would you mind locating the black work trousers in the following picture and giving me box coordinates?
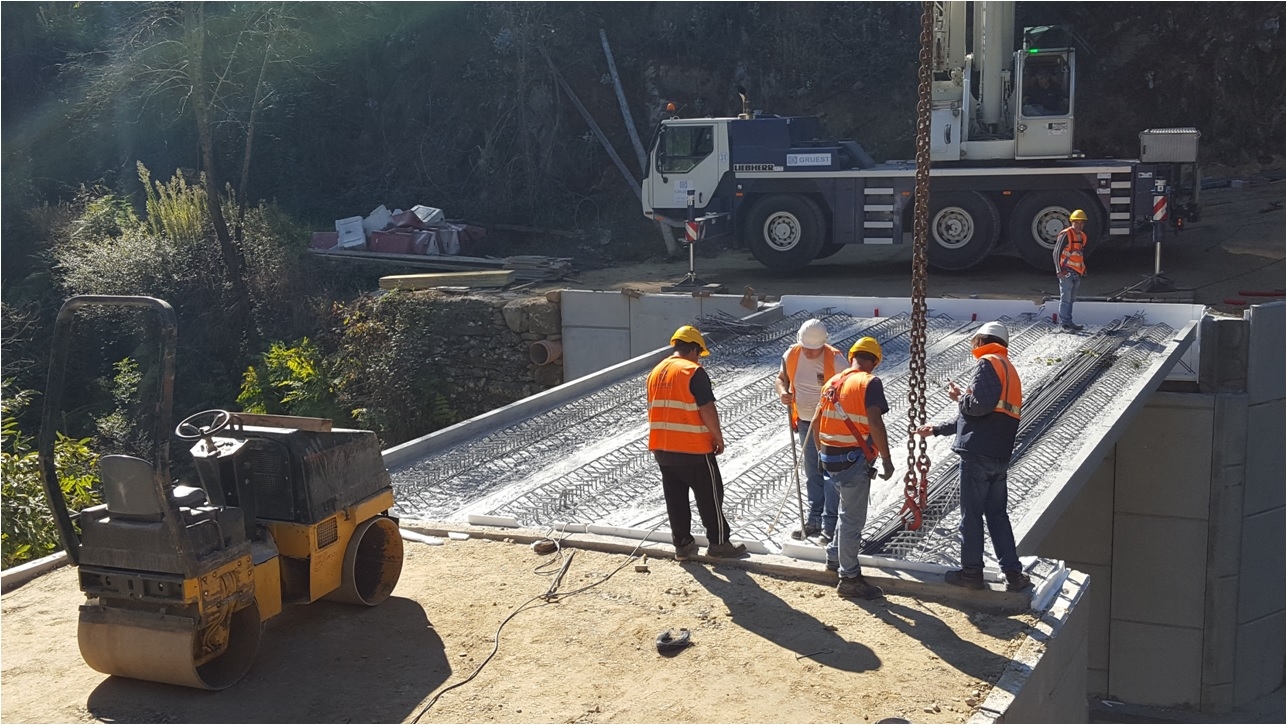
[657,453,731,547]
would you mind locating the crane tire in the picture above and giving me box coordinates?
[745,194,827,272]
[1009,190,1104,271]
[925,191,1000,271]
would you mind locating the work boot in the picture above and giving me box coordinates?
[1061,322,1085,332]
[674,541,698,562]
[1004,570,1033,592]
[944,568,986,590]
[826,558,839,572]
[790,524,822,540]
[837,574,883,600]
[706,541,749,558]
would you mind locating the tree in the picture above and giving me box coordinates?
[65,2,328,354]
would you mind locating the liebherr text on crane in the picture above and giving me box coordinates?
[641,1,1201,273]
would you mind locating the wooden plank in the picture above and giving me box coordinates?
[309,248,506,268]
[380,270,516,290]
[231,413,332,432]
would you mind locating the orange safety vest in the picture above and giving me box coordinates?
[784,343,841,423]
[647,356,714,454]
[974,344,1023,419]
[1058,226,1088,275]
[815,368,877,459]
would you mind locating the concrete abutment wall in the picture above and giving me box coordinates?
[1036,302,1285,712]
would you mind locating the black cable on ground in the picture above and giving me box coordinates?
[410,521,666,723]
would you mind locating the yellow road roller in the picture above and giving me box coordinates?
[38,295,404,689]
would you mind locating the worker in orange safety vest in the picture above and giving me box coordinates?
[812,336,894,601]
[916,321,1033,593]
[647,325,748,561]
[774,319,847,543]
[1053,209,1089,331]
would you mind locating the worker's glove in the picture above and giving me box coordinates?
[880,457,894,481]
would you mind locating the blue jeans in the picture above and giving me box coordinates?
[958,452,1021,572]
[1058,271,1081,325]
[824,455,873,579]
[797,427,837,536]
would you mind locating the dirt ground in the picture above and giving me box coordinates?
[1,538,1039,724]
[555,184,1285,315]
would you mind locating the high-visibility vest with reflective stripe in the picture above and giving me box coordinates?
[976,344,1023,420]
[816,369,874,450]
[784,343,841,423]
[1058,226,1087,274]
[647,356,713,454]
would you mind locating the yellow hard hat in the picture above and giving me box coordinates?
[848,336,883,366]
[1069,209,1088,221]
[670,325,710,357]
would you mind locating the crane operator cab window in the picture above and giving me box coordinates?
[1021,60,1070,118]
[657,124,715,174]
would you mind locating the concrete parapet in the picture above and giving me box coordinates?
[974,570,1091,723]
[1198,315,1248,394]
[1244,302,1284,405]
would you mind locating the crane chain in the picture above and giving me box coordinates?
[899,0,936,531]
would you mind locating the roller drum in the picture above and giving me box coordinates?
[324,516,404,606]
[78,602,261,690]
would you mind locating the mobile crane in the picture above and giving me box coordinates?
[641,1,1201,272]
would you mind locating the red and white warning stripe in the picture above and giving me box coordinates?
[686,220,702,242]
[1152,195,1167,221]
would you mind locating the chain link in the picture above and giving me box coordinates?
[900,0,936,531]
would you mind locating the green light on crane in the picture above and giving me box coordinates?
[1028,48,1041,54]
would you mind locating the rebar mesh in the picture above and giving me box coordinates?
[390,310,1181,565]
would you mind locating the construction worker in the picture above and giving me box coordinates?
[915,321,1033,592]
[813,336,894,600]
[647,325,748,561]
[775,319,847,542]
[1053,209,1088,332]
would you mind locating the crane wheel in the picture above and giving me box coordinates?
[326,515,404,606]
[1009,191,1104,270]
[745,194,826,272]
[925,191,1000,271]
[78,601,262,690]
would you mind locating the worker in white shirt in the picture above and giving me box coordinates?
[775,319,848,542]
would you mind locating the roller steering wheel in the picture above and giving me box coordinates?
[175,409,233,441]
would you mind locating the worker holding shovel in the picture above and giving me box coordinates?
[775,319,848,543]
[646,326,748,561]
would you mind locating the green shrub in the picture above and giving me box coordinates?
[1,385,101,569]
[329,294,458,444]
[237,338,348,422]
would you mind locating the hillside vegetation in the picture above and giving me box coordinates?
[1,2,1282,565]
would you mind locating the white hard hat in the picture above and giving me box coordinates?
[798,319,828,349]
[976,321,1009,344]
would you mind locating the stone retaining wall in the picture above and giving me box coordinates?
[436,292,563,418]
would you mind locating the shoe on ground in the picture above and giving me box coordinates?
[1004,570,1033,592]
[837,575,883,600]
[790,524,822,541]
[944,568,987,590]
[1061,322,1085,332]
[706,541,749,558]
[674,541,698,561]
[826,559,839,572]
